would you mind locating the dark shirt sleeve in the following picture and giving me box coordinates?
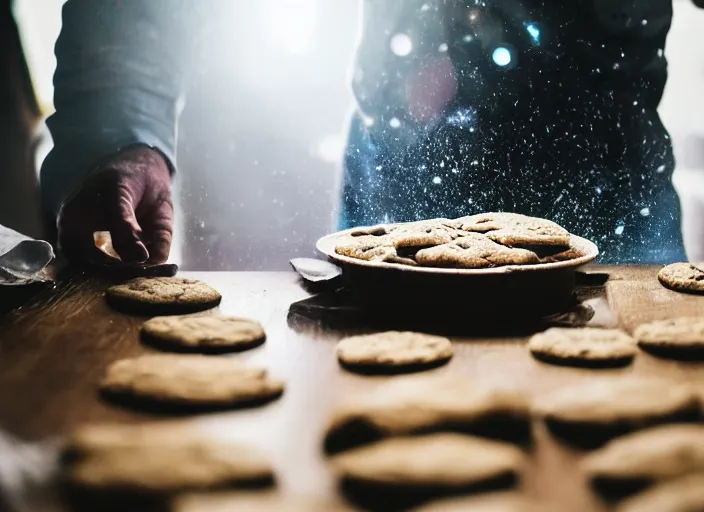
[40,0,202,216]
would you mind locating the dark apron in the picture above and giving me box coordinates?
[339,0,685,264]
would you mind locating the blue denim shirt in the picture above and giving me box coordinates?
[40,0,202,216]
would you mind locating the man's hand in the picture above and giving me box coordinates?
[57,145,174,265]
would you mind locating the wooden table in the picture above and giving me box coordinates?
[0,266,702,511]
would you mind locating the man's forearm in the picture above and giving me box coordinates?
[40,0,198,216]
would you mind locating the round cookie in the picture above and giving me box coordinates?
[387,219,465,248]
[657,262,704,294]
[336,331,453,374]
[410,493,539,512]
[534,379,700,447]
[634,317,704,358]
[106,277,221,315]
[324,376,530,453]
[415,232,539,269]
[582,424,704,490]
[457,212,571,247]
[616,473,704,512]
[528,327,637,367]
[100,354,284,410]
[66,421,195,454]
[335,235,397,262]
[331,433,525,490]
[141,314,265,353]
[64,422,273,493]
[173,492,350,512]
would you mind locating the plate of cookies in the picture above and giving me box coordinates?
[316,213,598,314]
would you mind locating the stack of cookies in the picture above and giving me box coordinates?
[60,277,286,507]
[335,213,583,269]
[322,376,535,510]
[533,378,703,511]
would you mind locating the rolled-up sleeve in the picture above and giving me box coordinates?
[40,0,200,216]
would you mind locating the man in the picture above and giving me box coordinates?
[42,0,700,266]
[41,0,200,265]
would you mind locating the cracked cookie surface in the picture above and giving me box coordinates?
[106,277,221,314]
[458,212,571,247]
[528,327,637,367]
[634,317,704,355]
[330,433,525,489]
[658,262,704,294]
[415,232,539,268]
[100,354,284,408]
[141,314,265,352]
[336,331,453,373]
[64,422,273,492]
[333,214,579,268]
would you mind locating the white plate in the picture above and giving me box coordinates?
[316,229,599,275]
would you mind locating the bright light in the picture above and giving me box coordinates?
[389,117,401,128]
[361,114,375,127]
[390,33,413,57]
[267,0,317,56]
[447,107,476,127]
[526,23,540,42]
[315,134,344,164]
[492,47,512,67]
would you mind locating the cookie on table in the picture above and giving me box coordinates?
[324,376,530,453]
[106,277,221,315]
[64,422,273,493]
[657,262,704,294]
[534,379,700,447]
[66,421,194,454]
[141,314,265,353]
[172,492,350,512]
[615,472,704,512]
[336,219,466,265]
[409,493,540,512]
[528,327,637,368]
[415,232,539,269]
[100,354,284,410]
[582,424,704,494]
[331,433,525,491]
[457,212,571,247]
[634,317,704,359]
[336,331,453,374]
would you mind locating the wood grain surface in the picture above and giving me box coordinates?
[0,265,701,511]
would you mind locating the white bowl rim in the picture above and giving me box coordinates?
[316,228,599,276]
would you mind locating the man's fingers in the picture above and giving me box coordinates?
[142,192,174,264]
[58,233,114,266]
[108,187,149,264]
